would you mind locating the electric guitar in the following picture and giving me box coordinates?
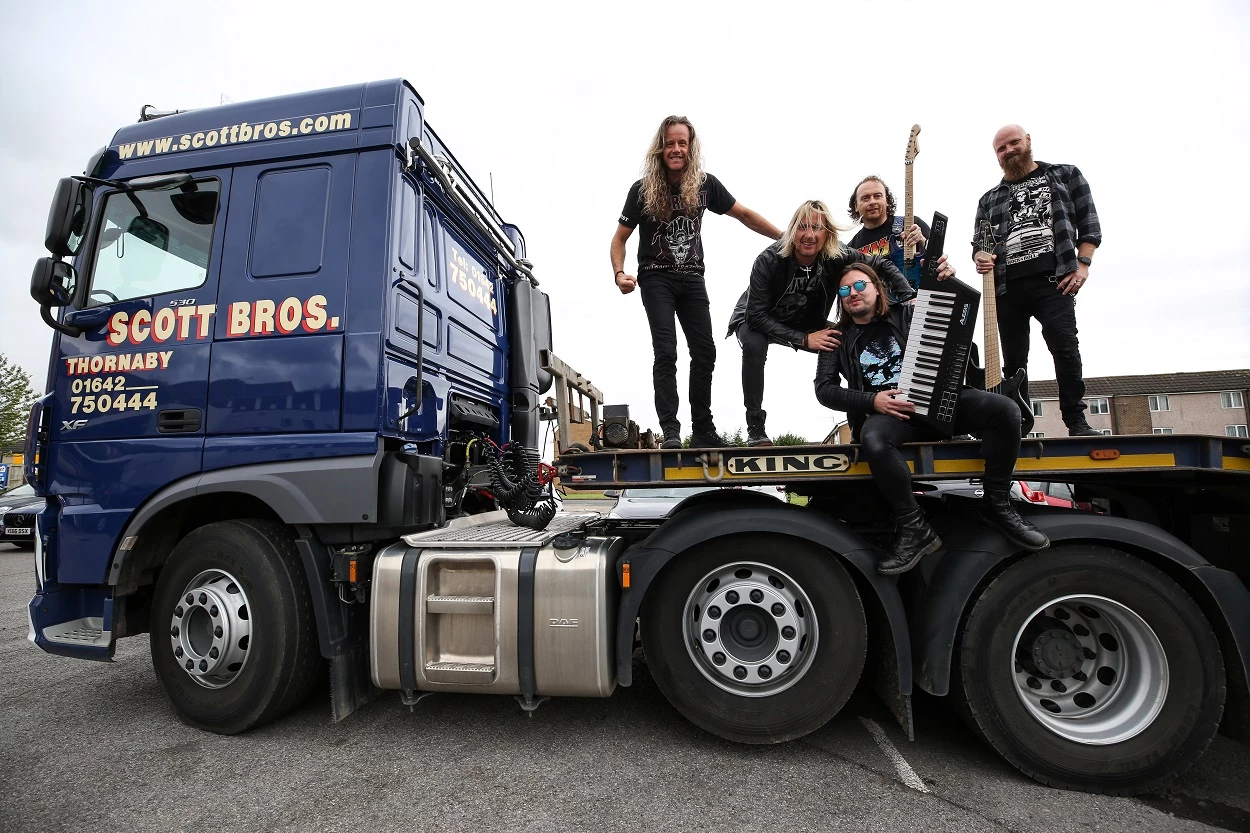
[899,124,924,289]
[965,219,1035,436]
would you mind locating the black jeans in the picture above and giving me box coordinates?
[640,273,717,435]
[736,323,791,429]
[860,388,1022,514]
[998,275,1086,426]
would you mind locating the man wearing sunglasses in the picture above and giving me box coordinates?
[815,263,1050,575]
[725,200,917,447]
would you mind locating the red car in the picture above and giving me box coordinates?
[1017,480,1094,512]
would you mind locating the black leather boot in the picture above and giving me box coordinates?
[878,508,942,575]
[746,411,772,447]
[980,488,1050,551]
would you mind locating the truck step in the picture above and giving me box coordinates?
[424,661,495,684]
[426,595,495,614]
[42,617,110,648]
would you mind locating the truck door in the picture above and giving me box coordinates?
[48,170,231,583]
[207,157,353,446]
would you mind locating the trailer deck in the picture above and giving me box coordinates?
[556,433,1250,490]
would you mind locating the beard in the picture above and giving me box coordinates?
[1001,145,1035,180]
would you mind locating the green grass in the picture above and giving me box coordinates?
[560,490,608,499]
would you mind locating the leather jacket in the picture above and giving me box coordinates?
[814,303,913,441]
[726,242,915,346]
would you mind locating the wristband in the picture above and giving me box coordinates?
[615,270,626,278]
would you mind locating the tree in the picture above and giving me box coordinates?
[772,433,808,446]
[0,354,38,449]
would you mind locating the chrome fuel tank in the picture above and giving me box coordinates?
[370,511,620,698]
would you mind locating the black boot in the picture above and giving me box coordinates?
[690,428,727,448]
[980,488,1050,551]
[878,508,942,575]
[1067,419,1103,437]
[746,410,772,447]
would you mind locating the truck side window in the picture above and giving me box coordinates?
[252,167,330,278]
[86,180,219,306]
[399,179,417,271]
[422,204,438,289]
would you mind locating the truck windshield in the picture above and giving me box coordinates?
[85,180,219,306]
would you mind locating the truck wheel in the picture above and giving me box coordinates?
[641,535,866,744]
[149,519,322,734]
[956,545,1225,794]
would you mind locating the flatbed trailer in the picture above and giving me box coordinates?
[551,433,1250,793]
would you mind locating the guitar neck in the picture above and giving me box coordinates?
[978,250,1003,389]
[903,163,915,266]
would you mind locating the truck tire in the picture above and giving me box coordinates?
[149,519,322,734]
[641,535,866,744]
[956,545,1225,794]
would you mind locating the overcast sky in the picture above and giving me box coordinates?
[3,0,1248,445]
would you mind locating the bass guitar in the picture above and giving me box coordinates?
[965,219,1035,436]
[899,124,924,288]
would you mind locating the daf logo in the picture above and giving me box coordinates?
[959,303,971,326]
[549,618,580,628]
[62,420,89,431]
[727,453,850,476]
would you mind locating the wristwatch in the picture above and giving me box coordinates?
[1077,256,1092,266]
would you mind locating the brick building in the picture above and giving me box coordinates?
[1027,370,1250,438]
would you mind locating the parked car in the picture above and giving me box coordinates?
[607,485,787,520]
[0,483,41,547]
[1020,480,1094,511]
[916,479,1092,512]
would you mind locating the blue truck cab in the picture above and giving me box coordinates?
[25,79,556,728]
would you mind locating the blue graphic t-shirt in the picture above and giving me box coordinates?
[857,320,902,393]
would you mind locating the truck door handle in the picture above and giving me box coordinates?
[63,308,112,330]
[157,409,202,433]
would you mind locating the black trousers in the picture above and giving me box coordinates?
[998,275,1087,426]
[640,274,716,435]
[736,323,792,428]
[860,388,1022,514]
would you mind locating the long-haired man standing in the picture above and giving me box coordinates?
[611,116,781,449]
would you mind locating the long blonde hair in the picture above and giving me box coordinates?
[640,116,704,223]
[778,200,844,259]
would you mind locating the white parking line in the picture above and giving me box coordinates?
[859,717,931,793]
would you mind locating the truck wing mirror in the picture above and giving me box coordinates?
[44,177,89,257]
[30,257,86,336]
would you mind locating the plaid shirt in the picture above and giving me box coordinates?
[972,161,1101,289]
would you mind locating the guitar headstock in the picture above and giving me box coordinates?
[905,124,921,165]
[977,219,997,255]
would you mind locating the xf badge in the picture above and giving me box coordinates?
[62,419,89,431]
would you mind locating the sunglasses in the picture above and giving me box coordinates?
[838,279,870,297]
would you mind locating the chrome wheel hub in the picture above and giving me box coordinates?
[169,569,252,689]
[1012,594,1168,744]
[683,561,816,697]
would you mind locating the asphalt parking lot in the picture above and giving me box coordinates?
[2,541,1248,832]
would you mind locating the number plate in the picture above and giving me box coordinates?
[6,527,32,536]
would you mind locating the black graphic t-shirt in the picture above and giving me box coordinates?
[771,260,828,330]
[1003,171,1057,280]
[848,215,932,289]
[619,173,736,279]
[857,320,903,393]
